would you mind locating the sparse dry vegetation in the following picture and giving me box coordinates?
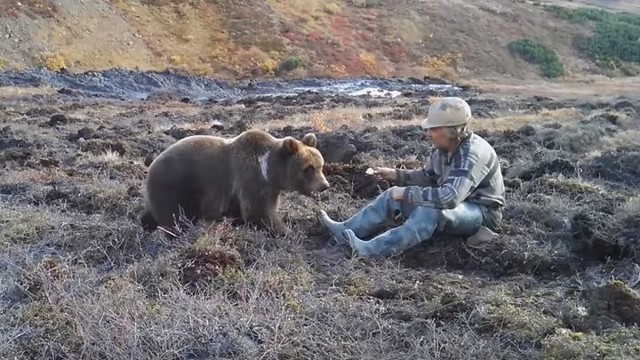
[2,79,640,358]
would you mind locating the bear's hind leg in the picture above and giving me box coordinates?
[153,195,201,236]
[140,208,158,232]
[222,195,246,227]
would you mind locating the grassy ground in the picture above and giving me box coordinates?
[1,84,640,359]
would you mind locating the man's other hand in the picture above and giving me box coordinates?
[390,186,405,201]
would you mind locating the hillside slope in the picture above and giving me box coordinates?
[0,0,632,81]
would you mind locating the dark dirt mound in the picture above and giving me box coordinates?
[32,180,137,217]
[40,114,73,128]
[571,210,640,263]
[566,281,640,333]
[322,163,390,199]
[518,158,577,181]
[67,127,99,141]
[0,148,33,166]
[400,234,580,278]
[179,244,243,294]
[589,150,640,187]
[0,126,31,151]
[587,281,640,327]
[271,125,429,164]
[163,126,212,140]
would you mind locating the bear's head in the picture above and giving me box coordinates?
[275,133,330,196]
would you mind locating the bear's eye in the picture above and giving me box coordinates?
[304,165,315,174]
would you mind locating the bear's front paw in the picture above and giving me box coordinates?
[269,218,289,237]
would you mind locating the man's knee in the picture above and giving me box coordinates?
[440,202,482,219]
[406,205,443,227]
[439,202,484,235]
[407,205,440,218]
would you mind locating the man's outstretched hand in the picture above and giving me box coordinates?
[369,167,397,182]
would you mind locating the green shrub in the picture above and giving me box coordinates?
[545,5,612,23]
[277,56,302,73]
[508,38,565,78]
[545,5,640,69]
[578,21,640,69]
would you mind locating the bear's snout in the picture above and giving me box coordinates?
[317,179,330,192]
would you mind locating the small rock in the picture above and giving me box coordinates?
[517,124,536,136]
[542,121,562,129]
[164,126,210,140]
[146,89,180,102]
[534,95,553,102]
[57,88,76,95]
[67,127,96,141]
[422,75,448,85]
[369,288,398,300]
[42,114,69,127]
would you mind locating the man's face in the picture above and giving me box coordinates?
[425,127,450,149]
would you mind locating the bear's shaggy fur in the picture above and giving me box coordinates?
[140,129,330,237]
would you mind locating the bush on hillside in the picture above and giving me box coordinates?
[508,38,565,78]
[545,5,612,23]
[277,56,302,73]
[545,5,640,69]
[578,21,640,69]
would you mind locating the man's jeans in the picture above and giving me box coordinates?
[338,187,485,257]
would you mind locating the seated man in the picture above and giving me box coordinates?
[317,96,505,258]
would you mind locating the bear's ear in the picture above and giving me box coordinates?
[301,133,317,147]
[282,137,300,154]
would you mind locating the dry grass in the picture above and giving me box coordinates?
[252,106,397,132]
[473,107,582,132]
[0,85,58,98]
[616,196,640,221]
[2,85,640,358]
[111,1,232,76]
[470,76,640,101]
[256,104,585,134]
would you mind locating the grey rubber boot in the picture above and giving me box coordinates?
[317,190,395,245]
[317,210,349,245]
[342,206,440,257]
[465,225,498,248]
[343,219,437,258]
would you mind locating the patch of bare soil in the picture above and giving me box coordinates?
[2,87,640,359]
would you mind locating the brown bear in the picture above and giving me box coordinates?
[140,129,330,237]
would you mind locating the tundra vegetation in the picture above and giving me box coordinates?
[1,1,640,359]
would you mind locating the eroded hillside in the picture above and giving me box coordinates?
[1,0,634,81]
